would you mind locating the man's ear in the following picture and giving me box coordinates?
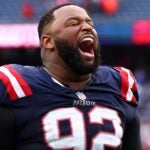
[40,35,54,49]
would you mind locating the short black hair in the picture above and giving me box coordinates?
[38,3,76,39]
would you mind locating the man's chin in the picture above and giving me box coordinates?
[72,64,97,76]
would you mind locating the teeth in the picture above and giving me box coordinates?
[82,37,93,43]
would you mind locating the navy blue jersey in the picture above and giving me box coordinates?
[0,64,139,150]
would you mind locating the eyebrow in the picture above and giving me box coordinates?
[66,16,93,22]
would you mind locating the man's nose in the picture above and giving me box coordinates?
[81,22,93,32]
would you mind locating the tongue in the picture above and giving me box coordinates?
[79,41,94,61]
[79,41,93,53]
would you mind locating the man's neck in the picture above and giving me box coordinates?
[44,65,91,90]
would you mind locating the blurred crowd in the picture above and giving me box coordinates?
[21,0,120,20]
[134,67,150,150]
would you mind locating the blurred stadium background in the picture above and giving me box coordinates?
[0,0,150,149]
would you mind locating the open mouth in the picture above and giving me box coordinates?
[79,36,94,61]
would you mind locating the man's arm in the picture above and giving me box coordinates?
[0,106,15,150]
[122,112,142,150]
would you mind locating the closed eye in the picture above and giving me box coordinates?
[66,19,80,27]
[86,20,94,27]
[66,18,95,28]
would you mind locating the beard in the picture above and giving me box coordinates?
[55,37,101,76]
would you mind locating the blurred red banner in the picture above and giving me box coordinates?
[132,20,150,45]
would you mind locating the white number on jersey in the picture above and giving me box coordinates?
[42,106,123,149]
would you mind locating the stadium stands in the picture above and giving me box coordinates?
[0,0,150,45]
[0,0,149,23]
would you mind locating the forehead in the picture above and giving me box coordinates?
[53,5,91,21]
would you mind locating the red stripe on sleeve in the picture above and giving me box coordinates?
[4,65,32,97]
[115,67,129,100]
[115,67,138,104]
[129,70,138,103]
[0,72,19,100]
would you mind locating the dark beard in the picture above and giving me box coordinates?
[55,37,101,76]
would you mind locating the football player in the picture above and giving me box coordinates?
[0,3,142,150]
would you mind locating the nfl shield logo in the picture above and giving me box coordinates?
[75,92,86,100]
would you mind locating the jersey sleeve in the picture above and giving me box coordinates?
[114,67,139,106]
[0,65,33,104]
[121,111,142,150]
[0,106,15,150]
